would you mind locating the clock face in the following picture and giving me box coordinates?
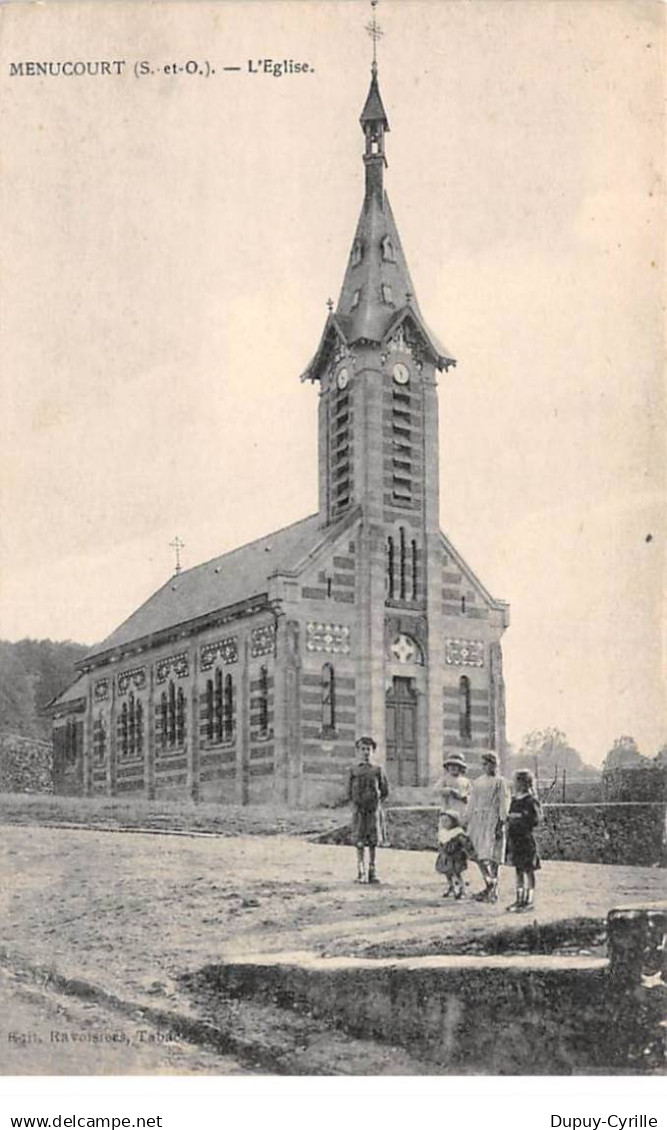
[392,361,410,385]
[336,367,350,390]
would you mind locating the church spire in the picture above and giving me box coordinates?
[361,1,389,204]
[360,65,389,204]
[300,4,455,383]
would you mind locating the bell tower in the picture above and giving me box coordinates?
[302,47,457,783]
[304,63,456,533]
[299,1,509,795]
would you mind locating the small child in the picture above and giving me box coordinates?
[506,769,542,912]
[435,810,474,899]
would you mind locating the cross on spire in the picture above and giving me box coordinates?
[169,536,185,575]
[365,0,383,72]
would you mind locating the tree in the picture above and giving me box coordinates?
[0,643,37,737]
[513,727,591,779]
[0,638,88,740]
[602,736,650,772]
[654,744,667,768]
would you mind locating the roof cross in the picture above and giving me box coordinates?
[169,536,185,575]
[365,0,383,70]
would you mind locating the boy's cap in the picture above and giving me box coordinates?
[481,751,499,764]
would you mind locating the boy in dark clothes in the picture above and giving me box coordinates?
[348,736,389,884]
[506,768,542,912]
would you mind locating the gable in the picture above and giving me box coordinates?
[440,531,509,627]
[294,518,360,610]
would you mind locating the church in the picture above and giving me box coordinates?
[50,57,510,807]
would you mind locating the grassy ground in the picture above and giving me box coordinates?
[0,790,342,837]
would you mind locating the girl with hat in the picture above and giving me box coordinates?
[433,752,471,827]
[433,753,472,894]
[466,751,511,902]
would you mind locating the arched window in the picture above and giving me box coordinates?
[135,700,143,754]
[411,539,418,601]
[259,666,269,736]
[65,718,79,765]
[128,692,136,754]
[205,670,225,744]
[381,236,396,263]
[224,674,234,741]
[387,536,395,599]
[399,526,407,601]
[176,688,185,746]
[160,680,185,749]
[206,679,214,741]
[459,676,472,741]
[93,715,106,763]
[322,663,336,731]
[160,692,168,749]
[168,681,176,746]
[461,595,467,614]
[120,701,129,757]
[215,668,224,743]
[121,693,143,757]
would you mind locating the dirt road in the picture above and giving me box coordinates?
[0,966,246,1075]
[3,824,664,994]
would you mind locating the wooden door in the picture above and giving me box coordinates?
[386,677,418,786]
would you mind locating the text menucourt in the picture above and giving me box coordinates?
[9,60,126,77]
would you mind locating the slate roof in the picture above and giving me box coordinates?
[301,69,455,382]
[336,190,418,343]
[84,513,323,662]
[49,674,87,710]
[359,67,390,129]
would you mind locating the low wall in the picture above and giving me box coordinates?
[197,954,606,1073]
[190,908,666,1074]
[603,766,667,803]
[0,733,52,794]
[538,803,667,866]
[318,803,667,866]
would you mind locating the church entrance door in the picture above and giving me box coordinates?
[386,677,418,786]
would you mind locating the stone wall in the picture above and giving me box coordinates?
[0,733,52,793]
[196,953,608,1073]
[538,803,667,866]
[602,766,667,803]
[193,907,667,1073]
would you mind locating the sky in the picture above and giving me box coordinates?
[1,0,665,767]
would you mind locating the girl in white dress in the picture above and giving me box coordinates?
[466,751,511,903]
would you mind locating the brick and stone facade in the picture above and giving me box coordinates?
[49,64,509,806]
